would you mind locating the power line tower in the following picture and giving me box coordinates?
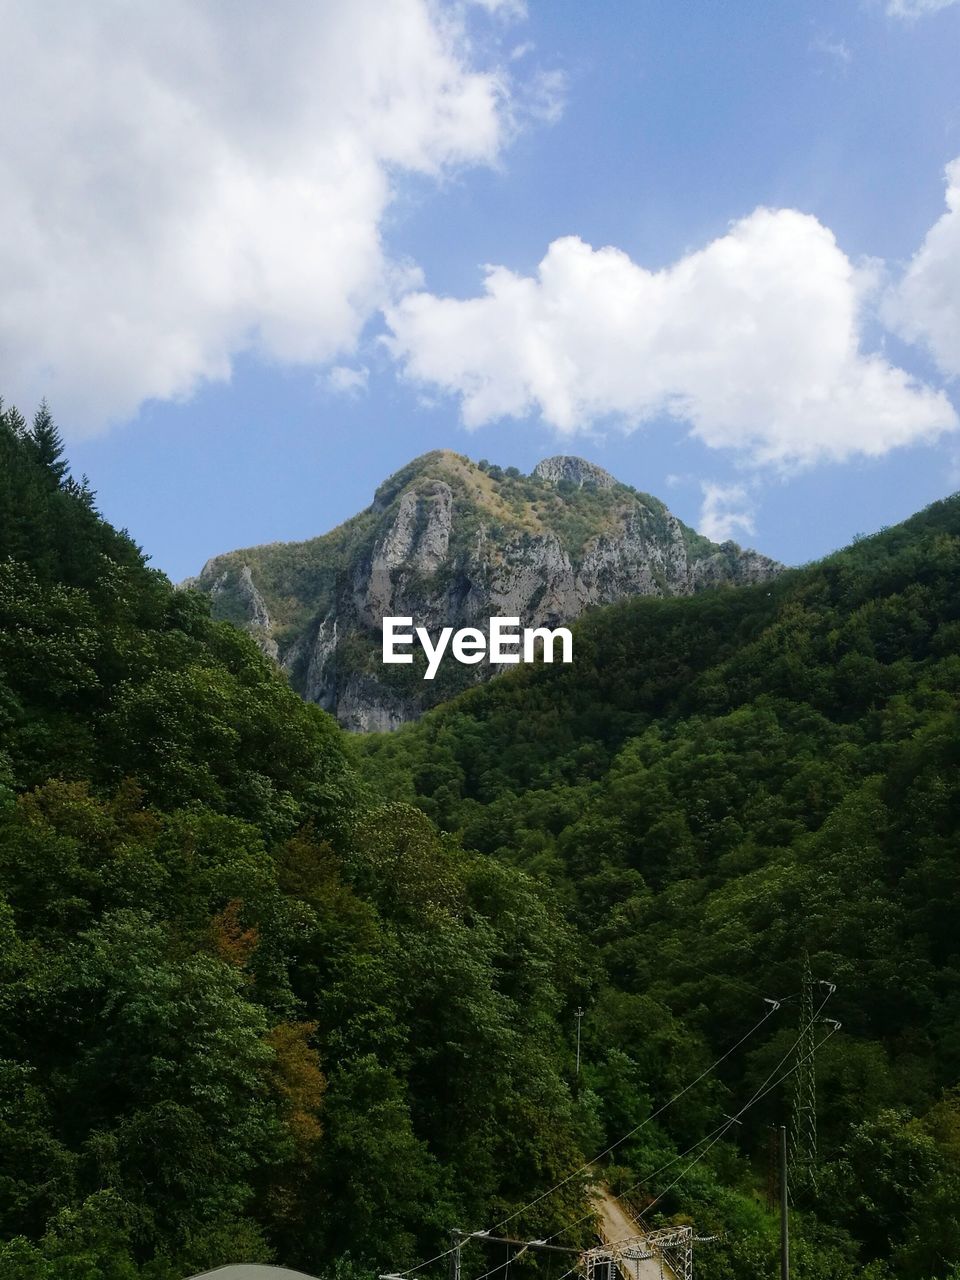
[790,951,818,1198]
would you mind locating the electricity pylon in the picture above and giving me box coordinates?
[790,951,818,1198]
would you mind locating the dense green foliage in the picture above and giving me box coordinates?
[362,495,960,1278]
[0,405,588,1277]
[4,395,959,1279]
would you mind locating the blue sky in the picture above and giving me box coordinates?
[3,0,960,579]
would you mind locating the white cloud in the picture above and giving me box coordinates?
[698,482,756,543]
[0,0,518,433]
[887,0,959,17]
[885,157,960,379]
[386,210,957,468]
[523,69,568,124]
[812,36,853,67]
[323,365,370,397]
[471,0,528,16]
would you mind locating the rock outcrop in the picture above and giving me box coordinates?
[532,455,617,490]
[188,450,781,730]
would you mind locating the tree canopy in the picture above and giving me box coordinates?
[362,490,960,1279]
[3,396,959,1278]
[0,402,587,1278]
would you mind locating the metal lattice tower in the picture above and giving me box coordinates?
[790,951,818,1196]
[584,1227,695,1280]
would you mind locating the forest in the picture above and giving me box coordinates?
[362,475,960,1279]
[0,405,587,1278]
[1,399,959,1279]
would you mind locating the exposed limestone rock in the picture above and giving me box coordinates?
[533,456,617,490]
[336,674,420,734]
[237,565,273,631]
[189,451,782,731]
[372,480,453,572]
[205,562,279,660]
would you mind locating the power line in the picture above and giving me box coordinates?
[540,989,838,1250]
[489,999,781,1230]
[455,1012,839,1280]
[617,992,840,1224]
[632,1022,839,1223]
[541,1025,839,1258]
[390,997,783,1279]
[465,1242,532,1280]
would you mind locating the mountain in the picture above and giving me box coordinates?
[187,450,781,730]
[360,492,960,1279]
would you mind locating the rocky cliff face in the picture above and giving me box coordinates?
[187,451,781,730]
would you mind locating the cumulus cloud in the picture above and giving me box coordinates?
[698,482,756,543]
[885,157,960,379]
[386,210,957,468]
[0,0,516,433]
[323,365,370,397]
[887,0,959,16]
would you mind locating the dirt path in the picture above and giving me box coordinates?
[592,1189,677,1280]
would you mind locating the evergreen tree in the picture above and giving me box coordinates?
[28,400,68,485]
[4,402,27,439]
[64,473,97,512]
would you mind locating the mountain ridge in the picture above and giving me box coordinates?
[188,450,782,730]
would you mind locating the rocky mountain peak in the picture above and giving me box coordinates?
[532,456,617,490]
[189,450,782,731]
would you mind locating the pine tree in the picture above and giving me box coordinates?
[65,473,98,512]
[29,399,68,485]
[4,403,27,439]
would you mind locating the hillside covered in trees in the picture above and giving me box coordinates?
[362,491,960,1279]
[2,398,960,1280]
[0,404,589,1278]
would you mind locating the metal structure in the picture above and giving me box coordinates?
[380,983,835,1280]
[790,954,818,1197]
[583,1226,694,1280]
[432,1216,705,1280]
[779,1125,790,1280]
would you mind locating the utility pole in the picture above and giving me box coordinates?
[766,1126,778,1212]
[449,1230,462,1280]
[779,1125,790,1280]
[575,1007,585,1076]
